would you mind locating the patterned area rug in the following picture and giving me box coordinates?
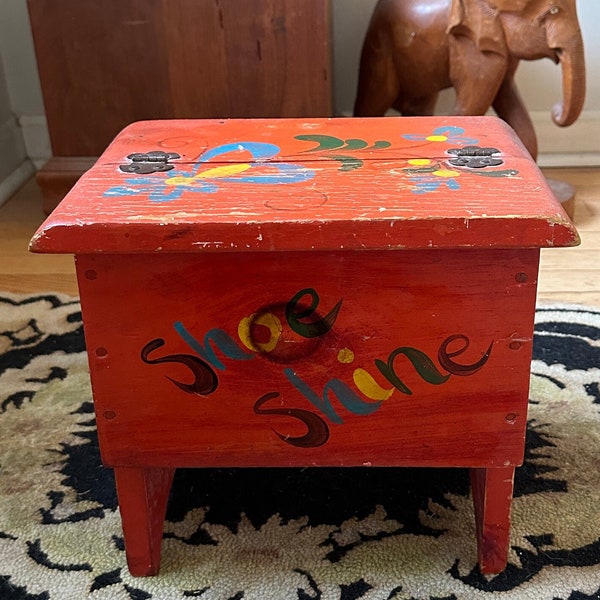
[1,292,599,600]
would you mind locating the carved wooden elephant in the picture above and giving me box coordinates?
[354,0,586,159]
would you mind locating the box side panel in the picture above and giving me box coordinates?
[75,248,539,468]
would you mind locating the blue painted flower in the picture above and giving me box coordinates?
[104,142,315,203]
[402,126,479,146]
[402,159,462,194]
[409,174,461,195]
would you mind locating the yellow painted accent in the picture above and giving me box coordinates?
[408,159,432,166]
[237,316,256,351]
[337,348,355,363]
[238,312,282,353]
[426,135,448,142]
[165,163,251,186]
[433,169,460,178]
[353,368,394,401]
[197,163,252,178]
[165,176,195,186]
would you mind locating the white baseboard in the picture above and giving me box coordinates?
[18,114,52,169]
[531,110,600,167]
[0,160,36,207]
[0,114,35,206]
[0,114,27,175]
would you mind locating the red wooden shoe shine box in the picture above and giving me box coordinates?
[31,117,579,576]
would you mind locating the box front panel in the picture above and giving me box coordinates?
[76,249,539,468]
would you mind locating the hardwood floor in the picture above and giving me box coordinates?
[537,168,600,306]
[1,169,599,305]
[1,178,77,295]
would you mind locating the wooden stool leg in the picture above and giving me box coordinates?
[470,466,515,574]
[113,467,175,576]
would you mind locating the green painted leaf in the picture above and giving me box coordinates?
[344,138,369,150]
[471,169,519,178]
[403,166,438,174]
[331,155,363,172]
[295,135,346,152]
[369,140,392,150]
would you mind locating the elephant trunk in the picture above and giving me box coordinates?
[552,34,586,127]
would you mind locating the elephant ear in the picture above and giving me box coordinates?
[447,0,508,57]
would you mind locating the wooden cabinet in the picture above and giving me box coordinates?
[28,0,332,212]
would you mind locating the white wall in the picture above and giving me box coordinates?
[0,57,23,183]
[0,0,598,178]
[0,7,34,206]
[0,0,50,170]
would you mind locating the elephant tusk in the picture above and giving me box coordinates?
[552,102,566,125]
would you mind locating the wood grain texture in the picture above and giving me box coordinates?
[164,0,332,119]
[28,0,171,157]
[30,117,578,254]
[27,0,331,157]
[537,167,600,305]
[0,179,78,295]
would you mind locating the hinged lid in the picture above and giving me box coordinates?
[30,116,579,254]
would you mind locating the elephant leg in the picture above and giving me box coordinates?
[493,62,538,160]
[393,93,439,117]
[449,37,507,117]
[354,46,400,117]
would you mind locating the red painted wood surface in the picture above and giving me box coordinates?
[30,117,578,255]
[75,248,538,469]
[470,467,515,574]
[113,467,175,576]
[29,117,580,576]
